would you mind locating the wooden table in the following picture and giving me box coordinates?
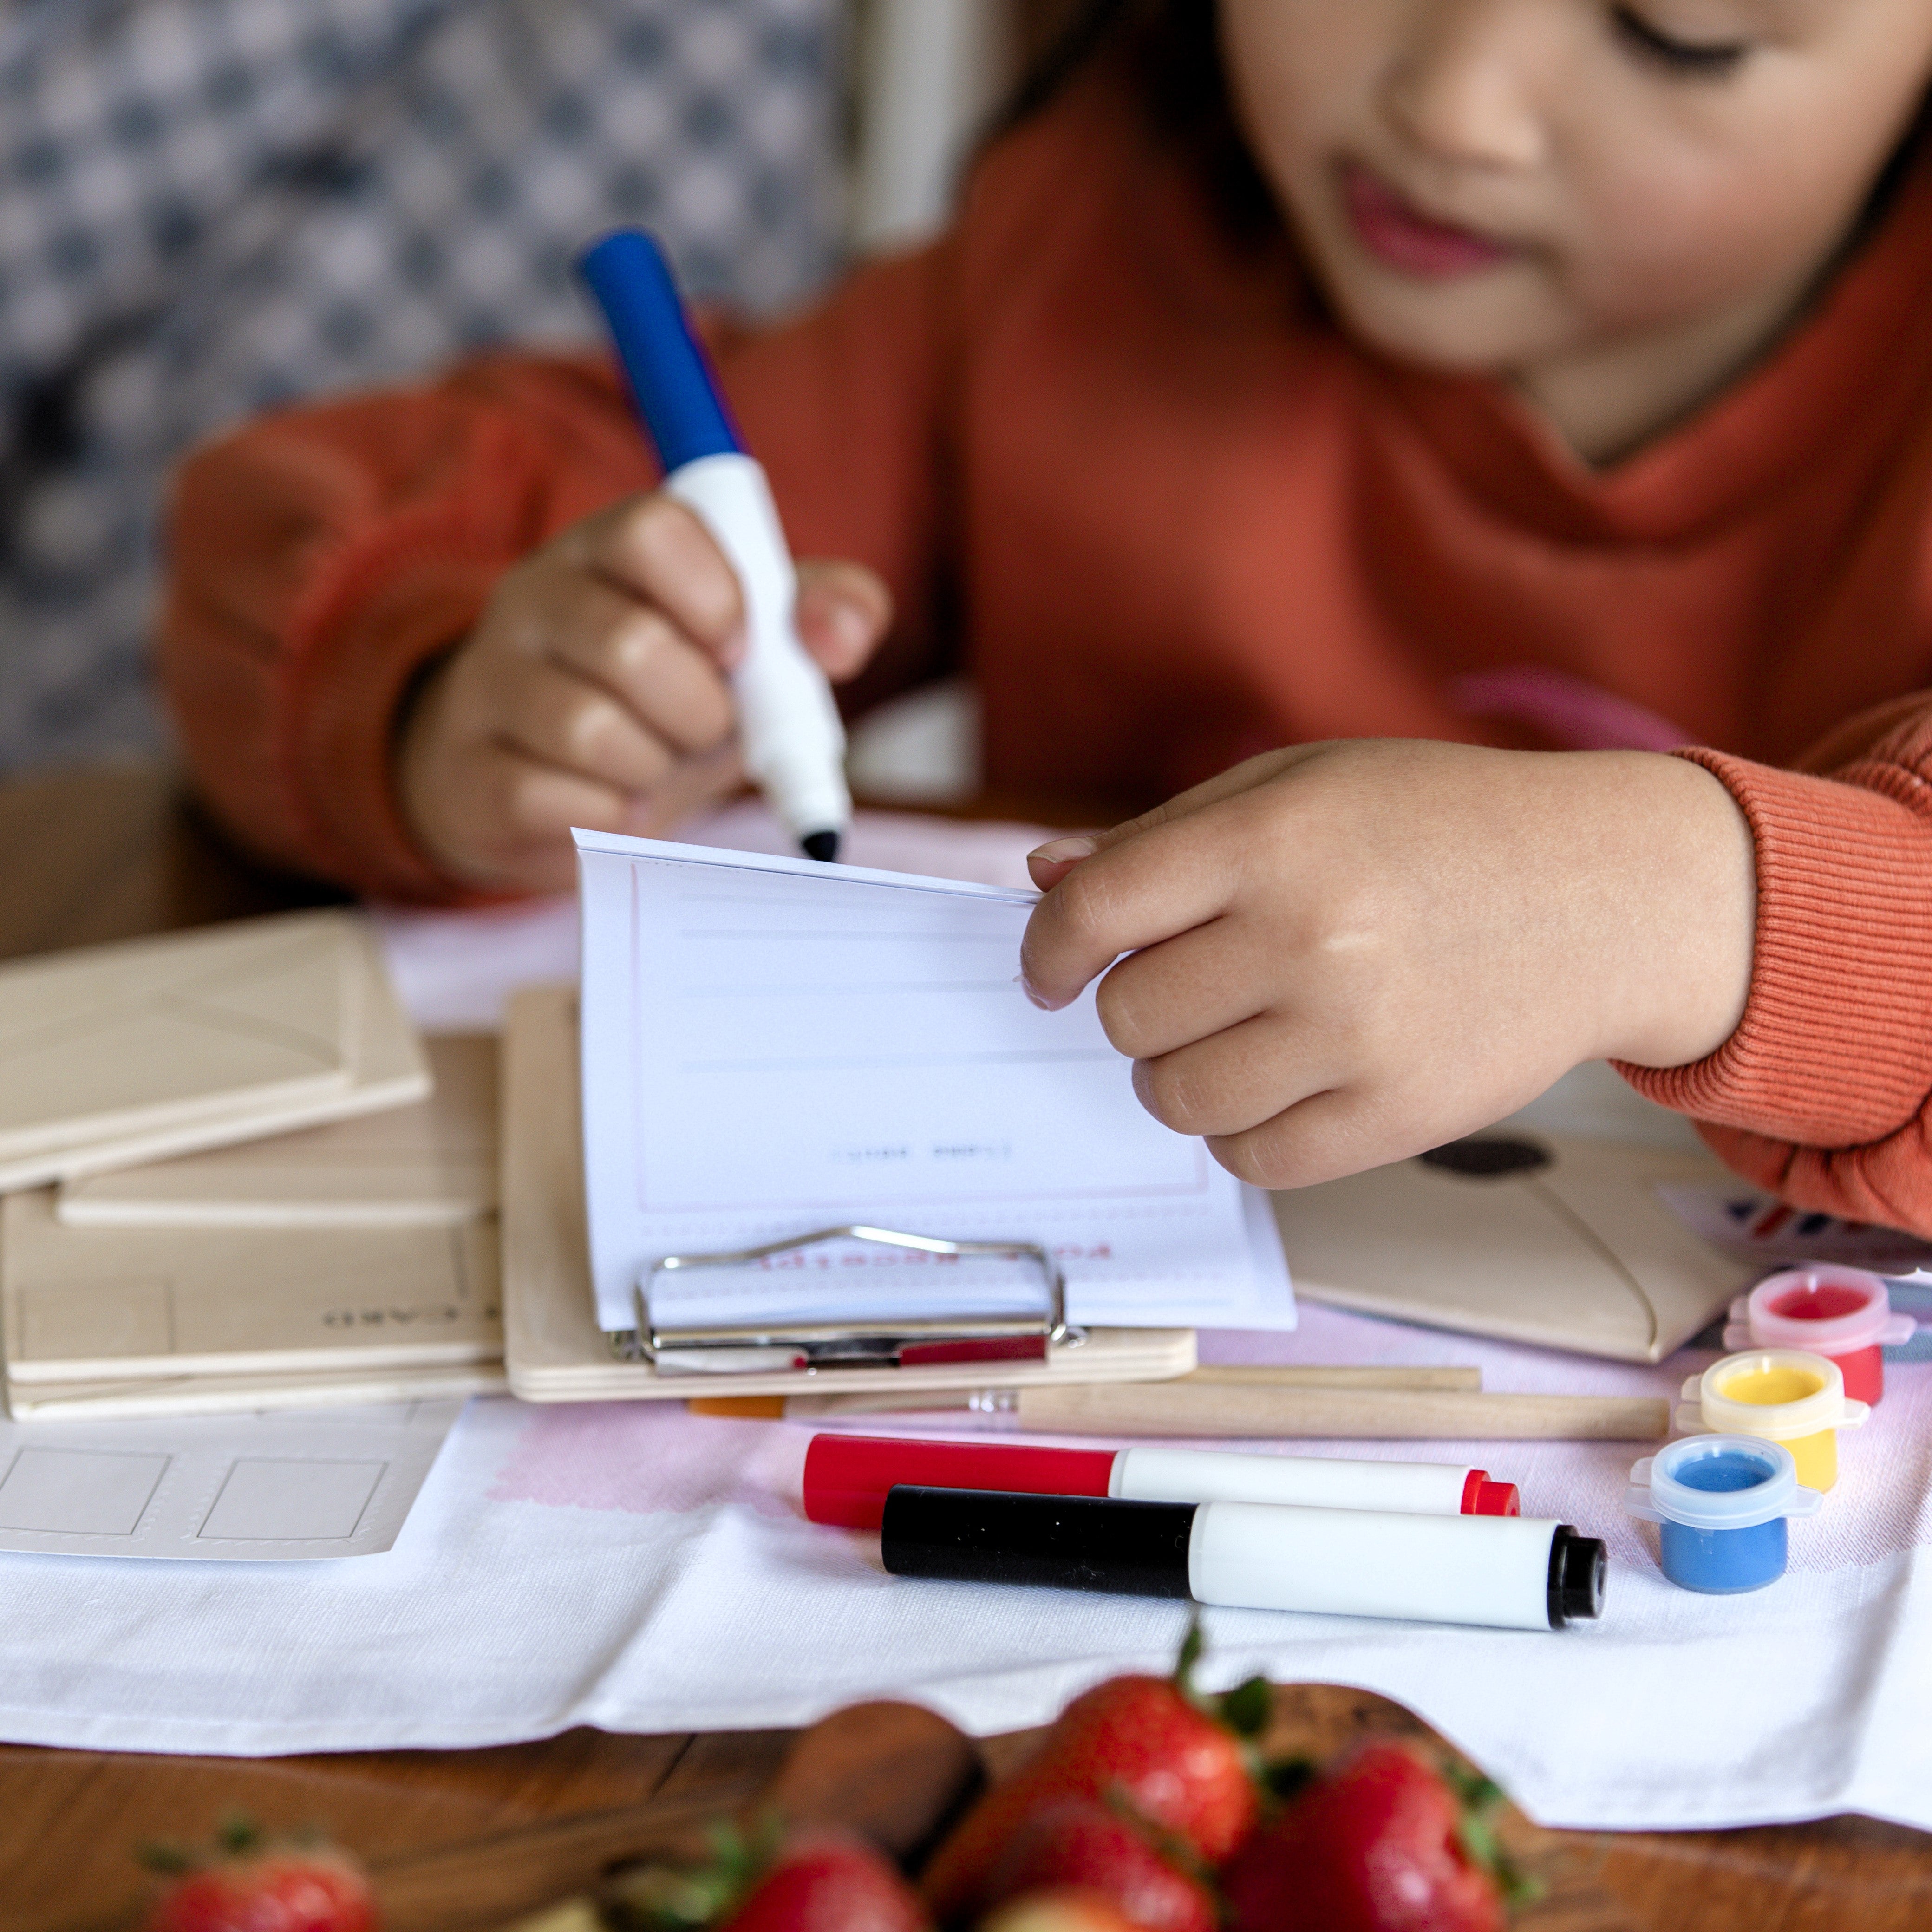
[1,764,1929,1932]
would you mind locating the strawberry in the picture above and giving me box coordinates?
[606,1828,929,1932]
[920,1635,1259,1924]
[979,1797,1215,1932]
[1220,1742,1512,1932]
[143,1824,375,1932]
[979,1892,1147,1932]
[719,1833,929,1932]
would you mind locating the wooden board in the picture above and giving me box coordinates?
[500,986,1197,1401]
[2,1185,501,1389]
[58,1034,498,1229]
[14,1684,1926,1932]
[0,910,430,1192]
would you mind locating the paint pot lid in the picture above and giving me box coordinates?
[1728,1265,1915,1356]
[1627,1434,1822,1531]
[1680,1348,1869,1440]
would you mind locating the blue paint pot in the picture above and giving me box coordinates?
[1625,1435,1821,1594]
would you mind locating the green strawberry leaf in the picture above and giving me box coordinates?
[1445,1761,1543,1908]
[1172,1615,1206,1695]
[1217,1676,1273,1739]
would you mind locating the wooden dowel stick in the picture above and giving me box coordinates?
[1182,1365,1481,1391]
[1011,1383,1668,1441]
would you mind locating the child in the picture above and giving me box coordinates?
[162,1,1932,1229]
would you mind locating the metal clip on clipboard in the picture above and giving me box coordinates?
[616,1224,1087,1374]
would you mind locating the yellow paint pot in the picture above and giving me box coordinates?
[1677,1349,1867,1491]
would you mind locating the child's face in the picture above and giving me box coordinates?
[1222,0,1932,377]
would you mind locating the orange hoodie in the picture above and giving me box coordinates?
[160,69,1932,1234]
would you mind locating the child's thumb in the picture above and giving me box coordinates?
[794,560,893,677]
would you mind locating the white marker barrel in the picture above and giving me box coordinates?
[1112,1446,1508,1515]
[880,1488,1604,1632]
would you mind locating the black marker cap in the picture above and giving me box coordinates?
[1547,1524,1607,1626]
[801,830,841,863]
[881,1485,1195,1599]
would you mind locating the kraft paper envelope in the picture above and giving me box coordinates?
[57,1035,497,1228]
[500,986,1197,1402]
[1271,1132,1760,1363]
[0,911,430,1193]
[1,1186,501,1385]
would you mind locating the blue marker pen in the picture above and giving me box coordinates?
[577,230,850,861]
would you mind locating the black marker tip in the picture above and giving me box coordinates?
[802,830,841,863]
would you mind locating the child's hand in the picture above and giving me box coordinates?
[1019,741,1756,1188]
[397,493,890,891]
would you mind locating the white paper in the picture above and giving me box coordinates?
[373,800,1053,1031]
[0,1400,461,1560]
[574,829,1293,1335]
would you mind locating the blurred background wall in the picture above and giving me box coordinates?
[0,0,1071,779]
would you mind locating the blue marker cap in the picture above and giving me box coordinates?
[576,229,742,473]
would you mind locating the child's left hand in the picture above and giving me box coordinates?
[1019,741,1757,1188]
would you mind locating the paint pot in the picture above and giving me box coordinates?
[1723,1265,1915,1406]
[1626,1435,1821,1594]
[1677,1348,1868,1492]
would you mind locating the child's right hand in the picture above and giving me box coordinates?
[397,492,890,892]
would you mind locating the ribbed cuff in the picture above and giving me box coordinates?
[1618,747,1932,1147]
[277,512,507,903]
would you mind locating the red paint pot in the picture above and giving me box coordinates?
[1724,1265,1915,1406]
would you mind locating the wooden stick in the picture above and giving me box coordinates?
[1182,1365,1481,1391]
[1011,1383,1668,1441]
[687,1364,1482,1421]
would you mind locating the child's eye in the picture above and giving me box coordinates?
[1611,5,1749,76]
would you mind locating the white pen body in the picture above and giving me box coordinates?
[664,451,851,845]
[1113,1446,1473,1515]
[1188,1501,1556,1630]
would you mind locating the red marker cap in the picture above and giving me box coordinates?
[803,1434,1115,1530]
[1460,1469,1521,1517]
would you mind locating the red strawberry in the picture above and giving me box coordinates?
[979,1892,1147,1932]
[920,1671,1256,1923]
[145,1842,375,1932]
[719,1833,930,1932]
[1220,1742,1508,1932]
[980,1798,1215,1932]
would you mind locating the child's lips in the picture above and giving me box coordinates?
[1340,163,1515,278]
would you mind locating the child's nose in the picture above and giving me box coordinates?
[1380,0,1550,173]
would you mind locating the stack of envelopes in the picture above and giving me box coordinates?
[0,911,505,1418]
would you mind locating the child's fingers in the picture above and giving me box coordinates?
[1205,1087,1398,1194]
[1091,925,1273,1061]
[795,560,893,678]
[1024,748,1325,889]
[577,494,746,663]
[1018,811,1242,1011]
[493,657,681,795]
[1128,1012,1345,1142]
[543,578,736,754]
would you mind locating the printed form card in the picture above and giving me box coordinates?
[574,830,1293,1334]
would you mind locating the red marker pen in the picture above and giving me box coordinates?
[803,1434,1519,1532]
[881,1487,1606,1632]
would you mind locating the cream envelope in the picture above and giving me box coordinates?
[1271,1132,1760,1363]
[0,911,430,1193]
[500,986,1197,1402]
[1,1186,501,1384]
[56,1035,496,1228]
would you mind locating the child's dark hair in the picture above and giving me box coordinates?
[992,1,1281,243]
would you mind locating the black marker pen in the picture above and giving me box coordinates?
[881,1487,1605,1632]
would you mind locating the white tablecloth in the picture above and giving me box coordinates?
[7,1300,1931,1834]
